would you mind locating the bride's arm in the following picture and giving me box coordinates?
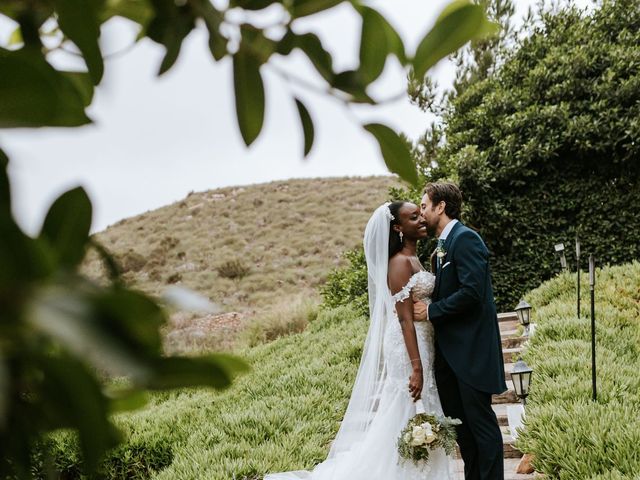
[388,256,423,401]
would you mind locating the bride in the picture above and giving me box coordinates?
[265,202,455,479]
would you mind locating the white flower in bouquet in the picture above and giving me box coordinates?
[410,426,426,446]
[420,422,437,444]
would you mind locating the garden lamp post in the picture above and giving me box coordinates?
[555,243,567,271]
[576,236,581,318]
[589,255,597,402]
[511,358,533,406]
[514,299,532,336]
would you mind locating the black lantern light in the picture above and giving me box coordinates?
[514,299,532,336]
[511,358,533,405]
[554,243,567,271]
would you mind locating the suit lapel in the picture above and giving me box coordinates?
[434,221,463,298]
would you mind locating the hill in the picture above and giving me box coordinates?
[83,176,400,352]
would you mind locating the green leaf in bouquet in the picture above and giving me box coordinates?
[39,186,92,270]
[54,0,104,85]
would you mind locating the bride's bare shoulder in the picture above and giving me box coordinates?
[388,254,414,293]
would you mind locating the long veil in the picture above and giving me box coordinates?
[325,202,394,457]
[265,203,396,479]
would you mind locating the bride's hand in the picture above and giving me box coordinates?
[408,367,423,401]
[413,300,428,322]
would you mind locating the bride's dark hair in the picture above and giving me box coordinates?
[388,201,406,259]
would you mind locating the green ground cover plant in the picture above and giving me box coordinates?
[517,262,640,479]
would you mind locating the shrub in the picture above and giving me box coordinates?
[516,262,640,478]
[216,259,251,280]
[240,298,320,347]
[321,249,369,315]
[436,0,640,309]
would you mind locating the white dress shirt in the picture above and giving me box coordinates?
[439,219,459,241]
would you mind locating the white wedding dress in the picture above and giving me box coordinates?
[265,204,455,480]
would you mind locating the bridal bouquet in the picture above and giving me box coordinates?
[397,399,462,464]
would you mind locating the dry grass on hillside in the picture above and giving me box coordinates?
[82,176,400,351]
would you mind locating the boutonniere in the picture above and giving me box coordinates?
[436,246,447,259]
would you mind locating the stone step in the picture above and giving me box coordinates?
[499,320,520,334]
[455,433,522,460]
[504,362,514,381]
[502,336,528,349]
[503,347,523,364]
[492,381,520,404]
[498,312,519,323]
[454,458,536,479]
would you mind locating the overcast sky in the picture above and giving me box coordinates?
[1,0,589,234]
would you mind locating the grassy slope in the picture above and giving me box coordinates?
[517,262,640,479]
[93,307,367,480]
[83,176,399,314]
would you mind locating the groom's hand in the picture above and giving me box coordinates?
[413,300,428,322]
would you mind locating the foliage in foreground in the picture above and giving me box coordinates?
[517,262,640,479]
[37,306,367,479]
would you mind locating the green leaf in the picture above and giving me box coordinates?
[0,148,9,216]
[106,388,149,413]
[290,0,344,18]
[101,0,153,25]
[358,6,389,84]
[54,0,104,84]
[364,123,418,186]
[332,70,374,104]
[40,354,121,471]
[39,186,92,269]
[0,49,91,128]
[230,0,277,10]
[198,1,227,61]
[413,2,499,80]
[146,354,250,390]
[233,48,265,146]
[61,71,94,107]
[380,12,407,65]
[294,97,315,157]
[146,0,196,75]
[292,32,334,83]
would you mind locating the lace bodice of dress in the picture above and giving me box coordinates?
[391,270,435,305]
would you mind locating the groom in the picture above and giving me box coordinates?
[413,182,507,480]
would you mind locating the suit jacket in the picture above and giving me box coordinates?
[428,221,507,394]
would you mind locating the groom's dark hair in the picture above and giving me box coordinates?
[424,182,462,220]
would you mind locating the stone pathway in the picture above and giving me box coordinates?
[454,312,537,479]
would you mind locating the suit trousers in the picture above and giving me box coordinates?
[434,343,504,480]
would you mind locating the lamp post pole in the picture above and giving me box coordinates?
[589,255,597,402]
[576,237,581,318]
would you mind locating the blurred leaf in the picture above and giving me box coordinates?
[333,70,374,103]
[358,6,389,84]
[54,0,104,84]
[413,2,499,80]
[0,224,54,290]
[40,354,120,471]
[163,285,221,313]
[106,388,149,413]
[102,0,153,25]
[233,47,265,146]
[146,0,196,75]
[290,0,343,18]
[364,123,418,186]
[240,24,276,63]
[8,26,22,46]
[0,355,7,428]
[0,148,9,216]
[292,32,334,83]
[198,1,227,61]
[88,237,122,282]
[230,0,277,10]
[61,71,94,107]
[294,97,314,157]
[39,186,92,269]
[0,49,90,128]
[146,354,250,390]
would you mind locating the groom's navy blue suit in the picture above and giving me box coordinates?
[428,221,507,480]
